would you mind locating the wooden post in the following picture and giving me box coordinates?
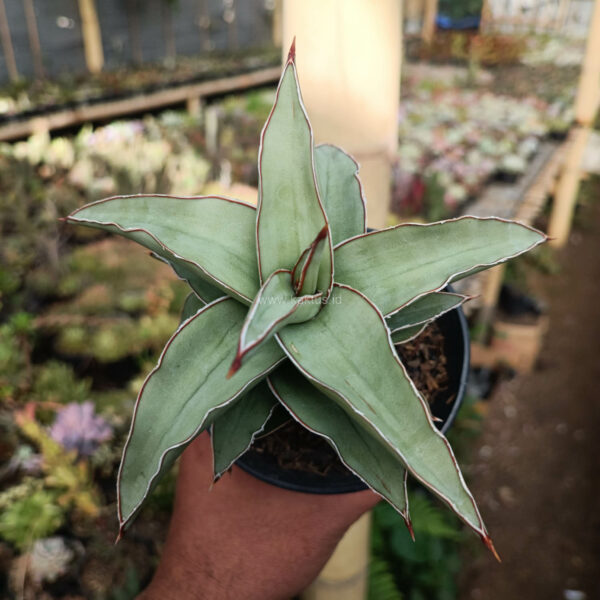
[474,264,506,342]
[272,0,283,47]
[186,95,202,117]
[421,0,438,44]
[78,0,104,74]
[548,0,600,247]
[281,4,401,598]
[23,0,44,80]
[405,0,424,22]
[555,0,571,32]
[548,127,591,246]
[480,0,492,33]
[302,513,372,600]
[0,0,18,81]
[282,0,401,230]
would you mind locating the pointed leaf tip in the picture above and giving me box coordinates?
[406,518,415,542]
[226,356,242,379]
[482,534,501,562]
[287,37,296,62]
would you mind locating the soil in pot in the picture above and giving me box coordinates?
[237,318,465,493]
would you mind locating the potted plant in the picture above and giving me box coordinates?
[64,41,546,556]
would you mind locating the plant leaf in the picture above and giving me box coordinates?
[269,363,410,525]
[256,48,333,296]
[66,195,259,304]
[391,324,428,345]
[334,216,547,315]
[211,381,277,479]
[117,298,285,533]
[292,225,329,296]
[314,144,366,246]
[276,284,489,541]
[153,252,225,304]
[180,292,205,322]
[228,270,322,377]
[386,292,468,332]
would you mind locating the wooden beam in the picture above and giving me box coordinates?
[548,126,591,247]
[23,0,44,80]
[480,0,492,32]
[474,264,506,342]
[281,3,401,599]
[422,0,438,44]
[574,0,600,126]
[548,0,600,247]
[78,0,104,74]
[302,514,371,600]
[186,96,202,117]
[0,0,18,81]
[272,0,283,47]
[282,0,401,230]
[0,66,281,142]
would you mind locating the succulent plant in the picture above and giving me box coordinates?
[50,401,113,457]
[65,42,546,553]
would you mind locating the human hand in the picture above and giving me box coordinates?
[139,432,379,600]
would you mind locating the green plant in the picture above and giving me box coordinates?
[16,413,101,518]
[371,494,464,600]
[64,42,546,550]
[0,488,64,550]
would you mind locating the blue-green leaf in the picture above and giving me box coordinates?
[66,195,259,304]
[391,324,427,345]
[386,292,468,332]
[180,292,205,322]
[314,144,366,246]
[256,48,333,296]
[277,284,490,542]
[229,270,322,376]
[211,381,277,479]
[155,252,225,305]
[269,363,410,525]
[334,217,547,315]
[117,298,285,533]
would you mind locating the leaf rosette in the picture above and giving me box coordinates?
[65,41,546,554]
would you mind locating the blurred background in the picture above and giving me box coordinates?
[0,1,599,599]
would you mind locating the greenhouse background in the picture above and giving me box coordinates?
[0,1,599,599]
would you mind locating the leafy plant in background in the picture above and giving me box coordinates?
[65,41,546,550]
[370,494,463,600]
[0,485,64,551]
[0,313,35,401]
[16,411,101,518]
[369,395,486,600]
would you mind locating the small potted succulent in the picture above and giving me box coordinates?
[64,41,546,555]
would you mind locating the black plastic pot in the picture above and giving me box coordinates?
[235,295,470,494]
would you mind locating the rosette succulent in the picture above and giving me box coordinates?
[65,42,546,553]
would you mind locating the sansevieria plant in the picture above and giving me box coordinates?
[65,42,546,555]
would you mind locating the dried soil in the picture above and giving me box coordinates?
[460,199,600,599]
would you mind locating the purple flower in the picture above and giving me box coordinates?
[50,402,112,456]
